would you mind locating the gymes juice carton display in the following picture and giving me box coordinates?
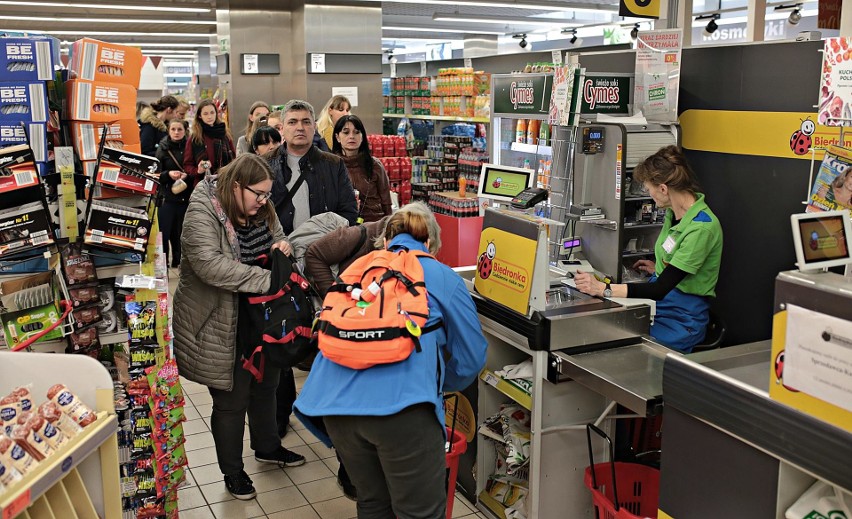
[0,37,56,82]
[70,120,141,161]
[0,81,48,123]
[69,38,142,88]
[65,80,136,123]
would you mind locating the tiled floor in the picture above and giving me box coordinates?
[176,370,488,519]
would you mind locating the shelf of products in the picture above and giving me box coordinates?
[383,113,490,124]
[0,351,121,519]
[479,369,532,411]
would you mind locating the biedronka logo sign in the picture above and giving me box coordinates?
[474,212,538,315]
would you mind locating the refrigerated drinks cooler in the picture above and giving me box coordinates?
[489,73,555,188]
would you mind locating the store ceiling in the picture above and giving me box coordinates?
[0,0,622,56]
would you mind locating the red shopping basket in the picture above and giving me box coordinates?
[585,423,659,519]
[445,426,467,519]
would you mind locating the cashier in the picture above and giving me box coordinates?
[574,145,723,353]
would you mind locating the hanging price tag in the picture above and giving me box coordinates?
[551,50,563,65]
[464,58,473,68]
[420,61,427,76]
[390,63,397,78]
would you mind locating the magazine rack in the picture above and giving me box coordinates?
[0,351,121,519]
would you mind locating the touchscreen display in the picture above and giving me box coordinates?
[480,167,531,198]
[798,214,849,264]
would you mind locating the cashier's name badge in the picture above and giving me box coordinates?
[662,235,676,253]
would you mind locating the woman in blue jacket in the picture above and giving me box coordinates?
[294,202,487,519]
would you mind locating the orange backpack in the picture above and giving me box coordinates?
[317,248,442,370]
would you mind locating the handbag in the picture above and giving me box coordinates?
[165,149,188,195]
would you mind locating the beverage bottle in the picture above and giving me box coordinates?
[539,122,550,147]
[527,119,540,145]
[459,174,467,198]
[523,158,531,170]
[515,119,527,143]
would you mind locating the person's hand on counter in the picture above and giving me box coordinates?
[574,270,605,297]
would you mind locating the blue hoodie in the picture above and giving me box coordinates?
[294,233,487,436]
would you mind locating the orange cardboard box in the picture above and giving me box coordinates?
[69,38,142,88]
[66,80,136,123]
[70,120,141,161]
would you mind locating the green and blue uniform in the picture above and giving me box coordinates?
[650,193,723,352]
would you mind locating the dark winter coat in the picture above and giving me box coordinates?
[155,135,191,203]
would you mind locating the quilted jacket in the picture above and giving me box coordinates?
[172,176,286,391]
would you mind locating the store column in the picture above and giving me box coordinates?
[216,1,384,136]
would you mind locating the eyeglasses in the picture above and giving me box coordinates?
[242,185,272,203]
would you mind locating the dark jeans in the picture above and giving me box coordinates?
[325,404,446,519]
[159,201,187,267]
[209,359,281,476]
[276,367,296,434]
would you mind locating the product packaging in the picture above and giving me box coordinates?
[0,81,48,122]
[0,201,54,257]
[65,79,137,123]
[69,120,141,161]
[0,144,41,192]
[69,38,143,88]
[84,200,151,252]
[0,37,56,81]
[0,122,47,163]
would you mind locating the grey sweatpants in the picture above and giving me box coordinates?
[324,404,447,519]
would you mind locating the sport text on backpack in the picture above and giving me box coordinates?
[317,248,442,370]
[240,248,318,382]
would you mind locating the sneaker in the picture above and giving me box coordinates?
[255,446,306,467]
[337,466,357,501]
[224,470,257,500]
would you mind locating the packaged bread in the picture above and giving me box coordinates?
[22,412,68,450]
[0,454,22,487]
[0,395,21,435]
[46,384,96,427]
[37,401,82,437]
[10,413,53,461]
[0,432,38,474]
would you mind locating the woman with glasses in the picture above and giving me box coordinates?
[332,114,392,223]
[173,154,306,502]
[574,145,723,353]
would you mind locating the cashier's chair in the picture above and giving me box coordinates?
[692,310,726,352]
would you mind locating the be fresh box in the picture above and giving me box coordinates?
[69,38,142,88]
[65,79,136,122]
[0,37,55,81]
[0,81,48,122]
[0,122,47,162]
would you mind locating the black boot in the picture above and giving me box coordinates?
[337,462,357,501]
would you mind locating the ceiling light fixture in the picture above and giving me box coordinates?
[512,33,528,48]
[0,15,215,25]
[15,30,210,38]
[630,23,640,39]
[365,0,616,13]
[60,41,214,48]
[773,3,804,24]
[433,13,580,26]
[0,1,210,12]
[695,13,721,35]
[382,25,504,35]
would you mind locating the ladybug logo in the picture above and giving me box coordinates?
[773,350,799,392]
[790,118,815,156]
[492,177,503,189]
[477,241,497,280]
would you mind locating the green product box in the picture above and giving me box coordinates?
[2,301,63,347]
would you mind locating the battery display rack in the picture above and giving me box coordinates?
[82,137,159,262]
[0,144,56,259]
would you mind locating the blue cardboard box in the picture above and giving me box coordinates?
[0,37,56,82]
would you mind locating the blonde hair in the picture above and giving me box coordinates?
[215,154,277,230]
[316,95,351,138]
[242,101,270,141]
[379,202,441,254]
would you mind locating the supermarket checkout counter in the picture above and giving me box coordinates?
[459,265,774,519]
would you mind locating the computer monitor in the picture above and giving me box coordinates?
[791,209,852,271]
[477,163,535,204]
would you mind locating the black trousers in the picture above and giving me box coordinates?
[208,359,281,476]
[159,201,187,267]
[325,404,446,519]
[276,367,296,434]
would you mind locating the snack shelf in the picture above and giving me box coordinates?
[0,351,121,519]
[479,369,532,411]
[0,412,117,519]
[477,490,508,519]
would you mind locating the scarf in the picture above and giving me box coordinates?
[202,121,228,140]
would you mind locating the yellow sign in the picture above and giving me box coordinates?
[444,392,477,442]
[474,210,538,315]
[619,0,660,19]
[680,109,852,161]
[769,310,852,432]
